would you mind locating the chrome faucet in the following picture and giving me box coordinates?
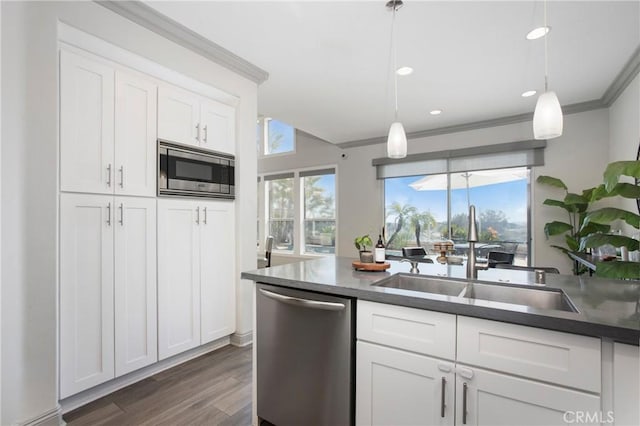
[467,205,488,279]
[401,258,420,274]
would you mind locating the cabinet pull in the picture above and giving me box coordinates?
[106,164,112,187]
[203,125,208,143]
[119,203,124,226]
[203,207,207,224]
[196,206,200,224]
[119,166,124,188]
[195,123,200,141]
[441,377,446,418]
[106,202,111,226]
[462,382,468,424]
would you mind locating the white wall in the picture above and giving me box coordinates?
[608,74,640,236]
[1,1,257,424]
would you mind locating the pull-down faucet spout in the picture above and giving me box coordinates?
[467,205,489,279]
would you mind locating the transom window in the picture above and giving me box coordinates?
[263,118,295,156]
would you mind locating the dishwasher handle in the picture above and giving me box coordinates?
[259,288,346,311]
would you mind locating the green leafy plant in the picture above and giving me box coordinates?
[354,234,373,252]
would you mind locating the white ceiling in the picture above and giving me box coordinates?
[146,1,640,144]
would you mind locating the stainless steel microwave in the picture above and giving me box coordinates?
[158,140,235,199]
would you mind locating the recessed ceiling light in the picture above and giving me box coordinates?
[521,90,537,97]
[396,66,413,76]
[430,109,442,115]
[526,26,550,40]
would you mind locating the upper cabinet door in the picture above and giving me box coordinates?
[59,193,115,398]
[114,71,157,197]
[114,197,157,377]
[200,99,235,155]
[60,50,115,194]
[158,85,200,148]
[200,201,236,344]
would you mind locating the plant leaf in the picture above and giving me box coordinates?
[603,160,640,192]
[582,208,640,229]
[579,233,640,251]
[543,199,569,209]
[565,235,579,251]
[544,221,573,237]
[550,244,570,254]
[536,175,567,190]
[595,261,640,280]
[564,193,588,213]
[577,222,610,237]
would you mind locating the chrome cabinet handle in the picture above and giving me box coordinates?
[106,202,111,226]
[106,164,112,187]
[119,203,124,226]
[195,123,200,141]
[462,382,468,424]
[203,125,208,143]
[441,377,446,418]
[196,206,200,224]
[119,166,124,188]
[259,288,346,311]
[203,207,207,224]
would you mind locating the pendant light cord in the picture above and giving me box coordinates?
[543,0,549,91]
[392,5,399,121]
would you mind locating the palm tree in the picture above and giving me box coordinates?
[410,211,437,247]
[386,202,417,248]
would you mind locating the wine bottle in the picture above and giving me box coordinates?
[375,234,385,263]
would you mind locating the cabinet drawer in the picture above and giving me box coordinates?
[457,316,601,392]
[357,301,456,360]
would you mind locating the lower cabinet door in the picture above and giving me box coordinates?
[158,199,201,360]
[60,193,115,398]
[200,201,235,344]
[455,366,601,426]
[357,341,455,426]
[114,197,157,376]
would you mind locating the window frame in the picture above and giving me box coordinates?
[260,117,297,158]
[258,164,338,258]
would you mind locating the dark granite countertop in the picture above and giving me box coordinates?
[241,256,640,345]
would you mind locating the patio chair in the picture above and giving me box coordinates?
[487,251,515,268]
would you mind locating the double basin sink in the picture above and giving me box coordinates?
[374,273,577,313]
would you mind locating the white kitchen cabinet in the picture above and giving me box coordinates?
[60,194,115,398]
[158,84,236,155]
[158,198,235,360]
[114,71,158,197]
[613,343,640,426]
[114,197,157,377]
[199,98,236,155]
[60,194,158,396]
[356,341,455,426]
[60,50,157,197]
[455,366,600,426]
[200,200,236,344]
[60,50,114,194]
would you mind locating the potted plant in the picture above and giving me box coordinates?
[354,234,374,263]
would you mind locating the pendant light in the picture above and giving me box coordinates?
[386,0,407,159]
[533,0,563,140]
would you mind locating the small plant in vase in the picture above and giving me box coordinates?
[354,235,374,263]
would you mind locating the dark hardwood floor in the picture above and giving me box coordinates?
[64,344,252,426]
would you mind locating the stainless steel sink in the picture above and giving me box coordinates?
[372,274,578,313]
[374,274,468,297]
[463,282,577,313]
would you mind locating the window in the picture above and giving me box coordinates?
[264,118,295,156]
[259,167,337,256]
[302,170,336,254]
[266,174,295,252]
[384,167,530,265]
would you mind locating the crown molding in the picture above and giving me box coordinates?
[338,99,606,149]
[601,45,640,107]
[95,0,269,84]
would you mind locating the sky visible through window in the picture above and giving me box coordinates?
[265,119,295,155]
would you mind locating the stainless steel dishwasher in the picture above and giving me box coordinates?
[256,283,354,426]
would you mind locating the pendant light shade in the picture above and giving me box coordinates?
[387,121,407,158]
[533,90,563,140]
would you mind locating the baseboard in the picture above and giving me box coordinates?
[230,330,253,347]
[60,336,231,414]
[21,404,63,426]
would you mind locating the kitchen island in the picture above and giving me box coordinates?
[242,257,640,426]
